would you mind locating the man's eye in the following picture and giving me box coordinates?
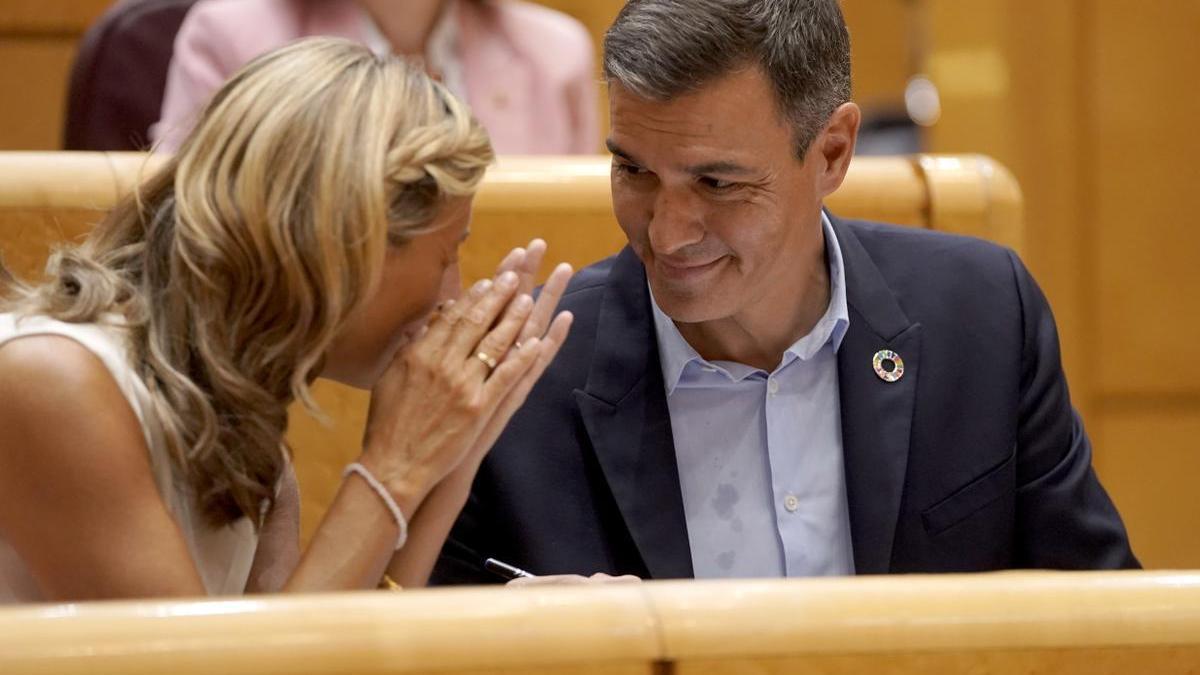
[614,162,646,176]
[700,176,737,191]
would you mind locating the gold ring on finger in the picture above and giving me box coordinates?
[476,351,498,370]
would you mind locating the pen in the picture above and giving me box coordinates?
[483,557,537,580]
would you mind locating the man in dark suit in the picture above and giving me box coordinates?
[432,0,1137,583]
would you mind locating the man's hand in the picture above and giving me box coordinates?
[507,573,642,587]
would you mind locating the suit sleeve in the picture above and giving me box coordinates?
[1008,250,1139,569]
[429,479,501,585]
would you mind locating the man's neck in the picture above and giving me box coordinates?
[674,232,831,372]
[360,0,447,57]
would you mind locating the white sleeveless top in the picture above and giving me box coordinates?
[0,313,259,602]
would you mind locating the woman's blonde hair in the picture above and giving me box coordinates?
[0,37,494,526]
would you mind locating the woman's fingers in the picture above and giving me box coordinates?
[514,239,547,295]
[439,271,520,363]
[468,293,534,378]
[495,247,526,279]
[420,278,484,352]
[519,263,573,344]
[481,310,572,405]
[480,336,541,402]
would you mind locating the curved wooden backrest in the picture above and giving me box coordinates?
[0,151,1023,280]
[0,572,1195,674]
[0,151,1023,540]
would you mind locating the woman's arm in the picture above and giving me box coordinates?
[286,264,570,592]
[244,461,301,594]
[0,259,568,600]
[0,336,208,600]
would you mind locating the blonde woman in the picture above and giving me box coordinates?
[0,37,573,602]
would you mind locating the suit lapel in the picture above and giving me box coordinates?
[574,248,694,579]
[833,218,922,574]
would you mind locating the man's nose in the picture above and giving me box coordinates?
[648,189,705,256]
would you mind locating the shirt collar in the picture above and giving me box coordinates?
[650,212,850,395]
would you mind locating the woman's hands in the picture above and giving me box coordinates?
[360,241,573,519]
[377,240,573,587]
[457,239,573,472]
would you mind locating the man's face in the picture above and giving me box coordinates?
[608,67,827,325]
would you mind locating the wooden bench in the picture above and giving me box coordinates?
[0,571,1195,674]
[0,152,1023,540]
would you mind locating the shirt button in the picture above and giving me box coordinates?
[784,494,799,512]
[767,379,780,395]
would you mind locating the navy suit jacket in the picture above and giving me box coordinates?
[432,216,1138,583]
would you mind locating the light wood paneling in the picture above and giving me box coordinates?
[924,0,1200,569]
[839,0,915,109]
[0,585,660,675]
[925,1,1087,394]
[0,0,110,33]
[675,648,1200,675]
[0,0,109,151]
[2,573,1199,674]
[1089,2,1200,397]
[1093,406,1200,570]
[0,38,78,151]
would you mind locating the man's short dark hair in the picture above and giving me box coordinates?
[603,0,852,158]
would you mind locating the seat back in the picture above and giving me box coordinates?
[63,0,198,151]
[0,151,1023,539]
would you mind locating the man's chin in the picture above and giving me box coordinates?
[650,283,728,324]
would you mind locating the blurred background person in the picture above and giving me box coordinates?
[0,38,573,602]
[151,0,598,153]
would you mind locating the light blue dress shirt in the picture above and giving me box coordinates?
[650,214,855,578]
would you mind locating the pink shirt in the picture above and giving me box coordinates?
[154,0,599,154]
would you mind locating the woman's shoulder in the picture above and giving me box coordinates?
[0,331,120,403]
[0,314,134,369]
[0,330,149,469]
[0,316,139,408]
[0,314,151,426]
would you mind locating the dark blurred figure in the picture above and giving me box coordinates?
[64,0,199,151]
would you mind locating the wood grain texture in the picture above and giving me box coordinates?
[1,573,1198,674]
[924,0,1200,569]
[1092,405,1200,570]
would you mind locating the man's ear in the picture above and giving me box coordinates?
[814,102,861,198]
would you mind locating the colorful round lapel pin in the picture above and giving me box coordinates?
[872,349,905,383]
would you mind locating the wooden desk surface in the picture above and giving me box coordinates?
[0,571,1196,675]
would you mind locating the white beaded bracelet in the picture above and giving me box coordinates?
[343,462,409,550]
